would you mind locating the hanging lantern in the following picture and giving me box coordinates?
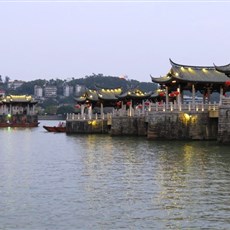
[169,93,175,97]
[174,91,180,96]
[144,102,150,106]
[75,104,81,109]
[159,92,165,97]
[225,80,230,86]
[137,104,143,109]
[126,101,132,106]
[116,101,122,107]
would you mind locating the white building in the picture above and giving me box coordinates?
[75,84,85,95]
[0,89,5,97]
[8,80,25,89]
[34,85,43,98]
[63,84,74,97]
[44,86,57,98]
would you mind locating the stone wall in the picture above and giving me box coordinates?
[109,116,147,136]
[66,112,220,141]
[66,119,109,134]
[218,106,230,143]
[147,111,218,140]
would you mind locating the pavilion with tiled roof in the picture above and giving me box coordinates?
[0,95,39,127]
[151,59,230,106]
[74,87,122,107]
[0,95,38,114]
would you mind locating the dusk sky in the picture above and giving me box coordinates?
[0,1,230,83]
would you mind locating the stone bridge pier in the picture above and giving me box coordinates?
[218,98,230,143]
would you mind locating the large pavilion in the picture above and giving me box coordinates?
[151,59,230,107]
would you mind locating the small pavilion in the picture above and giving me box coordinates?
[0,95,38,115]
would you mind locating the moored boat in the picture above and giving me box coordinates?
[0,122,39,128]
[43,122,66,132]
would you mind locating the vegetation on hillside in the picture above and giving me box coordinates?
[1,74,158,115]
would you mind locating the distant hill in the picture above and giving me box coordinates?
[67,74,157,92]
[9,74,158,95]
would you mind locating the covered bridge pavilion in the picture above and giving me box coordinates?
[151,59,230,110]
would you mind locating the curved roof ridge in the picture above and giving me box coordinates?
[94,84,122,90]
[213,63,230,70]
[169,58,215,70]
[214,62,230,68]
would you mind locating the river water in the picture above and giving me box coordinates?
[0,120,230,229]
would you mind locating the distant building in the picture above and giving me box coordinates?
[0,89,5,97]
[63,84,74,97]
[34,85,43,98]
[44,85,57,98]
[75,84,85,96]
[8,80,25,89]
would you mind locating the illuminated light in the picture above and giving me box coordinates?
[172,80,176,83]
[175,72,179,76]
[89,95,93,98]
[88,121,92,125]
[183,113,190,121]
[202,68,207,73]
[128,92,131,95]
[91,120,97,126]
[181,67,185,71]
[7,114,11,118]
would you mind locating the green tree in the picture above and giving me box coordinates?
[57,105,74,115]
[44,105,58,115]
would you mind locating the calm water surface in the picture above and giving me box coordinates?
[0,120,230,229]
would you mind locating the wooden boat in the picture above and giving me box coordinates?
[43,125,66,133]
[0,122,39,128]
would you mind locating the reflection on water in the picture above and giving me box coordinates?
[0,121,230,229]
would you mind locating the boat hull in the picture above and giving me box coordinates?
[0,122,39,128]
[43,126,66,132]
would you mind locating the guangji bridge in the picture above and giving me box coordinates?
[66,59,230,143]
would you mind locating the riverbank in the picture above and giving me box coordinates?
[38,115,65,120]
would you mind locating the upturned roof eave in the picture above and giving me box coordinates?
[169,58,215,70]
[150,75,172,84]
[214,63,230,75]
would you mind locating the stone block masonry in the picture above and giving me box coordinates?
[66,103,230,143]
[66,119,109,134]
[147,111,218,140]
[109,116,147,136]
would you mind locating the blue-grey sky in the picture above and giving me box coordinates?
[0,1,230,82]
